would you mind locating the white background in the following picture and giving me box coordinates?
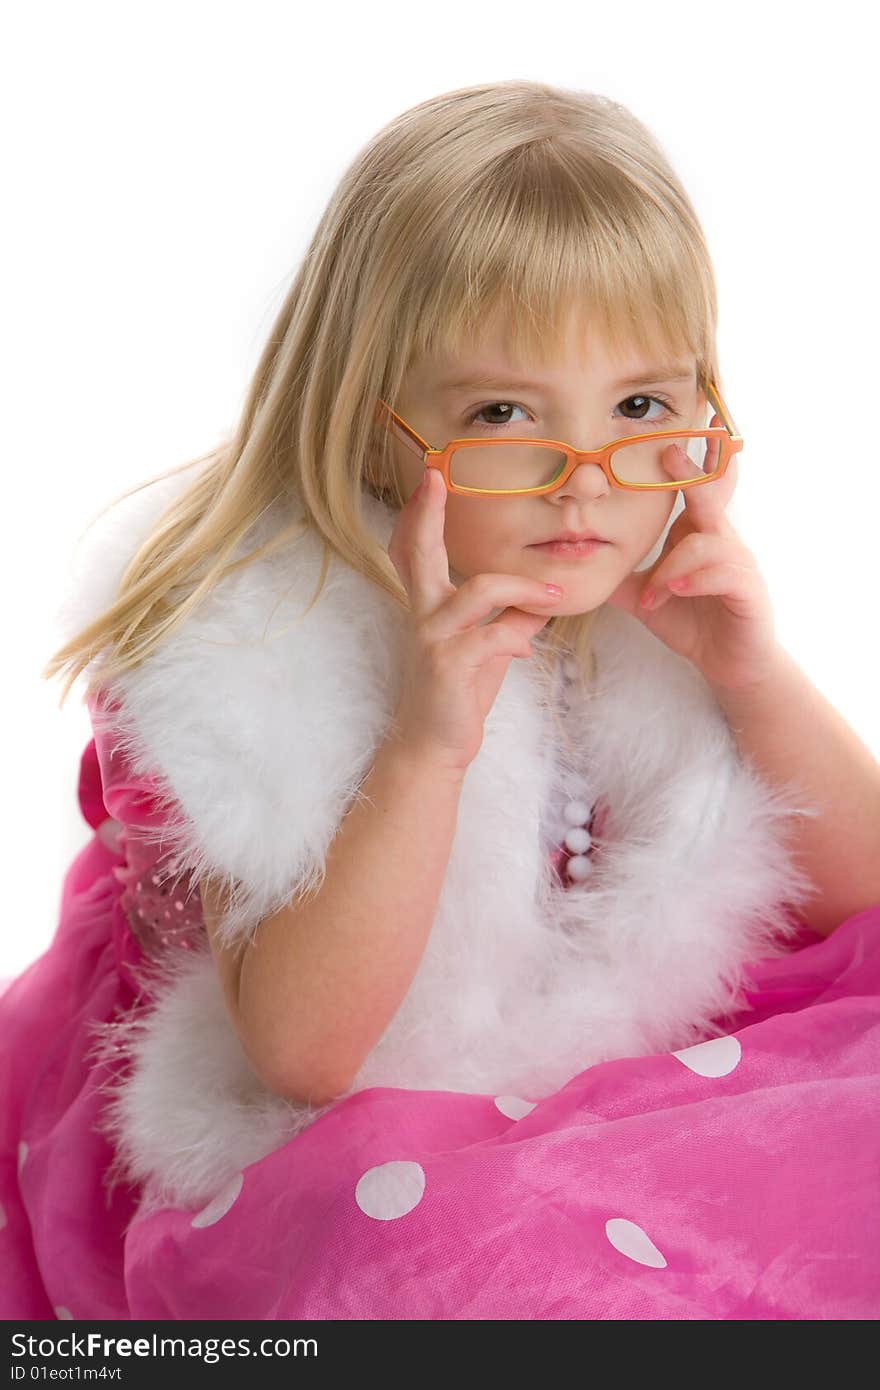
[3,1,878,980]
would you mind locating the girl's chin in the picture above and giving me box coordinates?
[513,597,605,619]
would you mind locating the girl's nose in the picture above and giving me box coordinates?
[552,459,611,502]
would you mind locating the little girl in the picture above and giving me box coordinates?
[4,80,880,1322]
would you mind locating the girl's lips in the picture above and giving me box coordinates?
[530,539,609,557]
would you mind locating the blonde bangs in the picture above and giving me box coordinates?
[401,164,714,391]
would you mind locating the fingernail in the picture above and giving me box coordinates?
[544,583,564,597]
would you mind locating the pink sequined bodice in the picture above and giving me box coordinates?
[108,823,205,960]
[82,692,205,967]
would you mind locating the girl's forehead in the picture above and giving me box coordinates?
[412,304,695,387]
[410,342,697,395]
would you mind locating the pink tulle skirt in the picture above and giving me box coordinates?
[3,812,880,1320]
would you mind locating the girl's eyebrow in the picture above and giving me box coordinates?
[437,365,696,393]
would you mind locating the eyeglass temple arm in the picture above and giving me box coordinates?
[707,381,741,440]
[374,399,433,459]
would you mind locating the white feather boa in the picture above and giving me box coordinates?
[56,467,821,1212]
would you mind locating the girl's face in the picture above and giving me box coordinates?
[386,311,708,616]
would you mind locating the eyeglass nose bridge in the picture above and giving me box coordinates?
[563,442,620,470]
[546,445,615,493]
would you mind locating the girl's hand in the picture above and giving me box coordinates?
[604,417,781,698]
[387,468,564,776]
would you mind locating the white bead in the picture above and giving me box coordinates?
[563,799,591,826]
[564,826,592,854]
[566,855,594,882]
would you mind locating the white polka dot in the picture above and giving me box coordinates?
[672,1034,742,1078]
[355,1161,426,1220]
[54,1307,74,1320]
[605,1218,668,1268]
[0,1200,6,1230]
[494,1095,537,1120]
[190,1172,244,1228]
[17,1142,28,1176]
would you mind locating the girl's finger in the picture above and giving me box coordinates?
[423,572,565,645]
[644,562,760,611]
[455,615,545,669]
[406,466,456,620]
[643,531,747,598]
[387,467,451,617]
[661,438,737,533]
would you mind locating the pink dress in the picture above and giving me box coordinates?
[2,700,880,1320]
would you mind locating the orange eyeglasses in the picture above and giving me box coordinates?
[373,379,743,496]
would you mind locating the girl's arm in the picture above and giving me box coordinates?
[712,646,880,938]
[201,733,466,1107]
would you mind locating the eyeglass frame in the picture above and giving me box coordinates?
[373,379,742,495]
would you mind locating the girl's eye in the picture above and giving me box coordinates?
[465,401,531,430]
[617,394,678,424]
[463,394,679,433]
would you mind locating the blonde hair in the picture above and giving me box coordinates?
[43,78,722,709]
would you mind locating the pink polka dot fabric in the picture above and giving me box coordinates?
[2,726,880,1319]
